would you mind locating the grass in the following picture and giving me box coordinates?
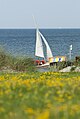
[0,72,80,119]
[0,49,80,72]
[0,49,80,118]
[0,50,36,72]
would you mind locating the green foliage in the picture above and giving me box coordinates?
[12,57,36,72]
[0,51,10,67]
[56,61,73,70]
[0,50,36,72]
[70,66,76,72]
[74,61,80,67]
[0,72,80,119]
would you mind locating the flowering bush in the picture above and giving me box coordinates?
[0,72,80,119]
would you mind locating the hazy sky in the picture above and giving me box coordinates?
[0,0,80,28]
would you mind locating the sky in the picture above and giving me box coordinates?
[0,0,80,28]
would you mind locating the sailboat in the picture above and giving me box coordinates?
[35,28,53,67]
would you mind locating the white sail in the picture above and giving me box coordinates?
[39,31,53,60]
[35,29,44,58]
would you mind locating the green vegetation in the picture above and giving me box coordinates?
[0,49,80,73]
[0,49,80,118]
[0,72,80,119]
[0,50,36,72]
[56,61,73,70]
[50,60,80,71]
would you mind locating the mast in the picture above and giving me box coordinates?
[33,16,53,61]
[33,16,45,59]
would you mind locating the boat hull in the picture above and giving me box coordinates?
[36,62,49,68]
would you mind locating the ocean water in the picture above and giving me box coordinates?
[0,29,80,60]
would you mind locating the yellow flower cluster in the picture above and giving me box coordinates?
[0,72,80,119]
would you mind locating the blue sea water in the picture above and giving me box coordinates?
[0,29,80,60]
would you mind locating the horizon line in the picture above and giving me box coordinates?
[0,27,80,29]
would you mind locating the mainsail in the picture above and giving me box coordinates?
[35,29,44,58]
[35,29,53,61]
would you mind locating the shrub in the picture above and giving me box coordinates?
[70,66,76,72]
[0,51,11,68]
[0,50,36,72]
[12,57,36,72]
[57,61,73,70]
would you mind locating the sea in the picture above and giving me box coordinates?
[0,29,80,60]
